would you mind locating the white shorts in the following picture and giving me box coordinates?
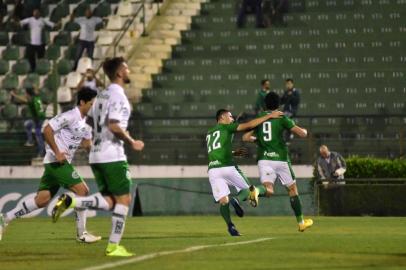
[258,160,296,187]
[208,166,250,202]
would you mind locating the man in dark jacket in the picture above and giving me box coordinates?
[280,78,300,117]
[317,145,346,183]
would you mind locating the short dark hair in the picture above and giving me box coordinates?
[77,87,97,105]
[216,109,229,122]
[103,57,126,81]
[265,91,280,110]
[261,79,269,86]
[285,78,294,83]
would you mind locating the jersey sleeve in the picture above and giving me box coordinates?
[282,116,296,129]
[48,111,74,132]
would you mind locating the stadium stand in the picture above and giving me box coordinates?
[0,0,404,165]
[129,0,406,165]
[0,0,162,165]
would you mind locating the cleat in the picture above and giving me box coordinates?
[52,194,73,223]
[77,232,102,243]
[227,223,242,236]
[298,219,313,232]
[0,214,8,241]
[230,197,244,217]
[248,185,259,207]
[106,244,134,257]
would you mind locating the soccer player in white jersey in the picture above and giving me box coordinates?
[52,57,144,257]
[0,88,99,242]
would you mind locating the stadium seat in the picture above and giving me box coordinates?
[64,21,81,32]
[39,87,54,104]
[2,74,19,90]
[0,32,9,46]
[76,57,92,74]
[22,73,40,89]
[94,2,112,18]
[44,73,60,91]
[0,89,10,104]
[50,3,70,23]
[11,31,29,46]
[56,86,72,103]
[117,1,134,17]
[35,59,51,75]
[106,15,125,31]
[0,59,9,75]
[53,31,72,46]
[2,46,20,61]
[2,103,18,118]
[57,59,73,75]
[12,60,31,75]
[45,44,61,61]
[66,71,82,88]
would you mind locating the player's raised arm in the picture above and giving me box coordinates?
[108,119,144,151]
[290,125,308,138]
[236,110,283,131]
[242,130,257,142]
[43,124,66,163]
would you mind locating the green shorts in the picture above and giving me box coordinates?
[91,161,132,196]
[38,162,84,197]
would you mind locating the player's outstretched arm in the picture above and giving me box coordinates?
[242,130,257,142]
[108,120,144,151]
[43,124,66,163]
[291,125,308,138]
[237,111,283,131]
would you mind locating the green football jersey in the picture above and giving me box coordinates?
[206,123,239,169]
[254,112,295,162]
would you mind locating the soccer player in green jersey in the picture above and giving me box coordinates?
[52,57,144,257]
[243,92,313,232]
[207,108,283,236]
[0,88,100,242]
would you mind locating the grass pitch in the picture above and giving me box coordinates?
[1,216,406,270]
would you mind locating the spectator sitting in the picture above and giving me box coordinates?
[77,68,104,92]
[280,78,300,118]
[20,8,57,71]
[10,87,46,157]
[255,79,271,114]
[72,8,103,70]
[317,145,346,184]
[237,0,266,28]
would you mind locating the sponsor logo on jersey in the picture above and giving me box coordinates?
[209,160,221,167]
[264,151,279,158]
[72,171,80,179]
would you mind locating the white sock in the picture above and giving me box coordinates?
[74,193,110,211]
[5,197,39,223]
[75,208,87,236]
[109,204,128,244]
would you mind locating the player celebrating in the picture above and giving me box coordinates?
[207,108,283,236]
[52,57,144,257]
[0,88,99,242]
[242,92,313,232]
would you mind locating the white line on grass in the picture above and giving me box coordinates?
[80,237,274,270]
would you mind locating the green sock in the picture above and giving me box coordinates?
[220,203,232,225]
[289,195,304,224]
[236,189,250,202]
[256,185,267,197]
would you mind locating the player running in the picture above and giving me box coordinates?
[52,57,144,257]
[0,88,99,242]
[207,108,283,236]
[243,92,313,232]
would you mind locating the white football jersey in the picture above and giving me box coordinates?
[88,83,131,163]
[44,107,92,164]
